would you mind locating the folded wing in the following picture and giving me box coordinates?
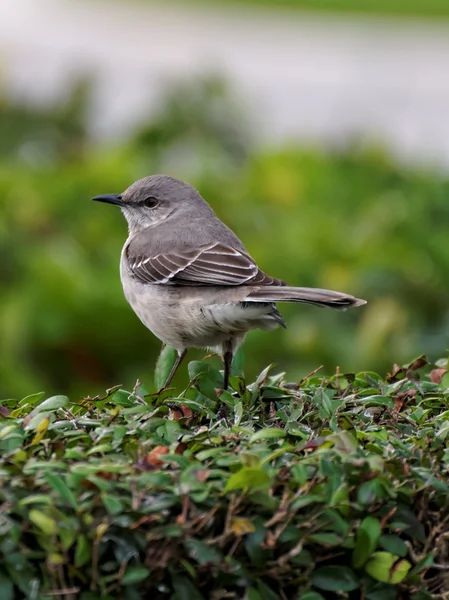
[126,241,285,287]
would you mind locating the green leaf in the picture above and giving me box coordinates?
[24,412,49,433]
[29,395,69,417]
[388,559,412,583]
[18,392,45,407]
[234,401,244,425]
[172,576,206,600]
[250,428,286,442]
[365,582,398,600]
[195,447,224,461]
[352,516,381,568]
[357,480,385,505]
[365,552,412,583]
[245,587,263,600]
[188,361,222,399]
[309,532,341,546]
[299,593,325,600]
[291,494,326,510]
[45,473,77,509]
[19,494,53,506]
[59,526,77,551]
[186,539,222,565]
[110,390,136,407]
[311,566,359,592]
[154,346,177,390]
[0,425,22,441]
[121,566,150,585]
[329,430,358,452]
[86,443,113,455]
[29,509,57,535]
[102,494,123,515]
[75,534,91,567]
[260,444,295,466]
[410,592,433,600]
[232,347,245,377]
[378,534,408,557]
[254,364,275,387]
[0,576,13,600]
[255,580,279,600]
[224,467,271,493]
[410,552,433,575]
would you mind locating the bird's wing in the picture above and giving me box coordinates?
[127,241,284,286]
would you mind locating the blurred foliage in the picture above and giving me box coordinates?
[205,0,449,18]
[133,76,251,172]
[1,77,449,400]
[0,356,448,598]
[0,79,90,164]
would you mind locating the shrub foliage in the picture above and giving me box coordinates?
[0,354,448,599]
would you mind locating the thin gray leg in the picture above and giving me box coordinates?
[163,349,187,389]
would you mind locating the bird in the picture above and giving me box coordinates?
[92,175,366,390]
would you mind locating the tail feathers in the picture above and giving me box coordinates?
[246,286,366,310]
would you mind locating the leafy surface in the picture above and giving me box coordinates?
[1,356,448,598]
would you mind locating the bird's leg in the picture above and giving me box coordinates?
[222,340,233,391]
[163,349,187,389]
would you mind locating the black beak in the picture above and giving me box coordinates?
[91,194,123,206]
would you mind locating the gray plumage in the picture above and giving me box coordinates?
[92,174,366,389]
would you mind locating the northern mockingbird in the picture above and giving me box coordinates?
[92,175,365,390]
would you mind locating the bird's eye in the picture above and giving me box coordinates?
[143,196,158,208]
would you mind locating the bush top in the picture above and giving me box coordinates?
[0,355,448,599]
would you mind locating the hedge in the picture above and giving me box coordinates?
[0,353,448,599]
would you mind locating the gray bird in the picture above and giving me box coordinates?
[92,175,366,390]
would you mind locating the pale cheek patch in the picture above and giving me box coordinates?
[121,207,161,233]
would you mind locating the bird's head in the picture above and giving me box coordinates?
[92,174,210,234]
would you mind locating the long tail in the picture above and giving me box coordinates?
[246,286,366,310]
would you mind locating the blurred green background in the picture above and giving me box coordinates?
[1,1,449,400]
[213,0,449,18]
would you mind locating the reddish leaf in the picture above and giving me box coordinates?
[430,368,448,384]
[387,356,428,382]
[264,531,277,549]
[170,404,193,424]
[195,469,211,483]
[394,398,405,412]
[402,461,411,476]
[387,364,402,382]
[0,405,10,418]
[81,479,98,490]
[175,443,188,455]
[95,471,116,481]
[408,356,428,371]
[81,472,116,488]
[394,389,417,412]
[298,437,325,452]
[136,446,169,470]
